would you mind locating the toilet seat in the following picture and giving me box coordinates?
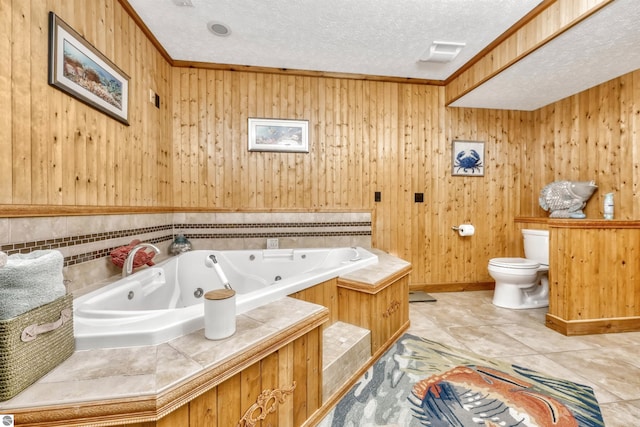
[489,257,539,270]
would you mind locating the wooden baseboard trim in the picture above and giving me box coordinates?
[409,282,494,293]
[546,314,640,335]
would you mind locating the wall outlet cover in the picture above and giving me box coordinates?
[266,238,279,249]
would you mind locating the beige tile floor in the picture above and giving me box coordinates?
[407,290,640,427]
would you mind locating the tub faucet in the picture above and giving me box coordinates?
[349,246,362,262]
[123,243,161,277]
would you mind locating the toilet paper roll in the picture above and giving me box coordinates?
[457,224,475,236]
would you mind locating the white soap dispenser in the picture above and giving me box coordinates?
[603,193,614,220]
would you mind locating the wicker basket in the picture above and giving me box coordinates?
[0,294,75,401]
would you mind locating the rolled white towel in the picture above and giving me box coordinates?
[0,251,7,268]
[0,250,66,320]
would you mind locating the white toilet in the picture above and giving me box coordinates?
[488,229,549,309]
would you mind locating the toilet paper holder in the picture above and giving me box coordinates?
[451,224,475,236]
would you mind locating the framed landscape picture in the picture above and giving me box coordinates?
[48,12,130,125]
[248,118,309,153]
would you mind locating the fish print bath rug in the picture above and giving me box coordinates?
[320,333,603,427]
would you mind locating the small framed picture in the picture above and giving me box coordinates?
[48,12,130,125]
[452,140,484,176]
[248,118,309,153]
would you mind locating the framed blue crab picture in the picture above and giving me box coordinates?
[452,140,484,176]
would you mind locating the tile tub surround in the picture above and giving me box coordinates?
[408,290,640,427]
[0,297,329,425]
[0,211,372,294]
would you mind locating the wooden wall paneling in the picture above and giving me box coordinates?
[336,78,347,208]
[356,78,367,208]
[59,7,75,206]
[618,73,633,219]
[197,68,208,207]
[159,49,172,206]
[2,0,170,211]
[111,2,124,206]
[171,68,183,207]
[424,88,441,284]
[604,79,622,216]
[86,6,100,206]
[232,72,245,208]
[322,77,335,209]
[350,79,362,207]
[12,0,31,205]
[240,360,262,425]
[553,227,569,320]
[130,16,143,205]
[389,82,401,252]
[188,70,200,207]
[410,86,425,283]
[212,70,224,207]
[74,109,89,205]
[292,333,309,426]
[157,403,188,427]
[627,230,640,317]
[306,76,319,208]
[188,387,217,427]
[305,326,321,418]
[601,228,618,318]
[291,76,302,207]
[277,342,295,427]
[238,72,251,207]
[515,110,530,217]
[398,84,412,261]
[378,82,393,252]
[0,0,11,204]
[367,81,378,247]
[44,0,62,206]
[251,73,263,207]
[30,1,49,205]
[143,18,160,206]
[245,72,257,208]
[632,72,640,218]
[217,372,242,426]
[122,11,135,206]
[260,351,281,424]
[549,225,640,332]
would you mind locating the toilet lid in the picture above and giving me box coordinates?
[489,257,540,269]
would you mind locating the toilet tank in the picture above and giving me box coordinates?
[522,229,549,265]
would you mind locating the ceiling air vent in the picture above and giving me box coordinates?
[419,41,465,63]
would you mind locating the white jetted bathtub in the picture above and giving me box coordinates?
[74,247,377,350]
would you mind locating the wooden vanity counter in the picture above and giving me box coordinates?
[517,217,640,335]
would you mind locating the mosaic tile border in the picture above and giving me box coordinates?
[1,221,372,267]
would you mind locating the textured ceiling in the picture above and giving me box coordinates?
[450,0,640,110]
[128,0,640,110]
[128,0,542,82]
